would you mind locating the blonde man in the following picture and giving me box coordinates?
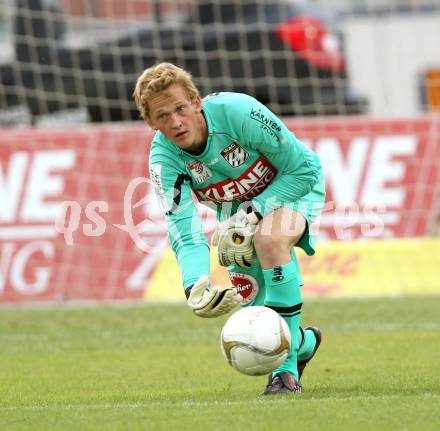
[134,63,325,395]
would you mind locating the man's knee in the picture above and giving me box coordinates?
[255,209,306,247]
[253,209,307,267]
[254,233,283,261]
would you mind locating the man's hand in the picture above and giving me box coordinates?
[211,210,261,267]
[187,275,242,318]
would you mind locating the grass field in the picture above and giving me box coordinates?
[1,296,439,431]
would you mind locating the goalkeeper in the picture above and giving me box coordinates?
[133,63,325,395]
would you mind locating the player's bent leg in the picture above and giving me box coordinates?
[227,260,304,395]
[227,208,320,394]
[261,259,303,382]
[254,209,307,394]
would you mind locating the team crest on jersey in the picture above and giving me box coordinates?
[221,141,249,167]
[187,160,212,184]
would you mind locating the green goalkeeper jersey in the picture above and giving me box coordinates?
[149,92,325,290]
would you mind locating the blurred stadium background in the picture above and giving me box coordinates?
[0,0,440,304]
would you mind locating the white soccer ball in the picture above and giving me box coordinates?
[220,306,291,376]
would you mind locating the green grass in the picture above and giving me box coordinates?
[1,297,439,431]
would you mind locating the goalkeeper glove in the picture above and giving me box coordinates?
[211,210,262,268]
[186,275,241,318]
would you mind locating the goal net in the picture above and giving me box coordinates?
[1,0,440,303]
[1,0,440,125]
[0,0,373,126]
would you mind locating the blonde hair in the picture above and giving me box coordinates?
[133,62,199,119]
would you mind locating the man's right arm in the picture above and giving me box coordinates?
[149,151,241,317]
[149,152,210,291]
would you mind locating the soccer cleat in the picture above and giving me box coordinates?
[297,326,322,380]
[262,372,303,395]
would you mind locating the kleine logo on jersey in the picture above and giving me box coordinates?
[194,156,277,203]
[0,149,76,298]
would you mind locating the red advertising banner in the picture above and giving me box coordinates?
[285,117,440,239]
[1,117,440,303]
[0,126,155,303]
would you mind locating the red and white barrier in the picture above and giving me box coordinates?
[1,117,439,303]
